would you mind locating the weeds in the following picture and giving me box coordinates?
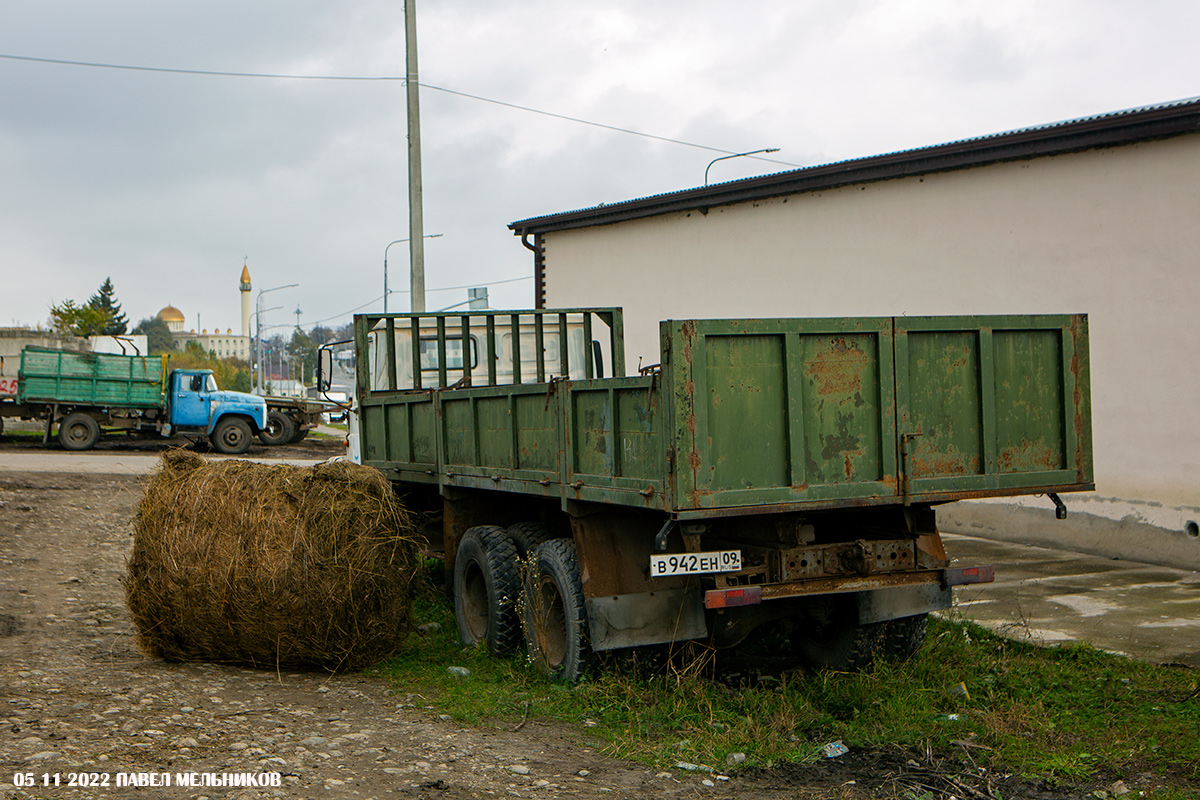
[383,587,1200,796]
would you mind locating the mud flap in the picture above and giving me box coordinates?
[857,583,952,625]
[585,586,707,651]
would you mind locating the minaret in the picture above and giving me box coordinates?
[239,263,252,340]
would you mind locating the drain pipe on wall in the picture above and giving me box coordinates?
[519,230,546,309]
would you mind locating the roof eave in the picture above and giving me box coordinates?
[509,99,1200,235]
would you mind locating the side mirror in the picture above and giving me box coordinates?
[317,348,332,393]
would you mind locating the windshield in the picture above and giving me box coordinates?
[206,374,218,392]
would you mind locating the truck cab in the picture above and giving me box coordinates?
[167,369,267,455]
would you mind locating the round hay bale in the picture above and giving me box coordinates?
[125,450,419,671]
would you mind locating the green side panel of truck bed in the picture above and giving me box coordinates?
[669,317,898,510]
[18,348,165,408]
[894,316,1090,496]
[360,313,1093,516]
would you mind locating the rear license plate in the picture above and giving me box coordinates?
[650,550,742,576]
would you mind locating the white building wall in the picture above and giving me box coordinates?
[88,334,149,355]
[539,136,1200,518]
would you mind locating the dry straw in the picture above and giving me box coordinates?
[125,450,419,672]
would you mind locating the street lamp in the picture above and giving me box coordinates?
[704,148,781,185]
[255,283,298,394]
[384,233,443,314]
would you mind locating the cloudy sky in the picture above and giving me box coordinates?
[0,1,1195,337]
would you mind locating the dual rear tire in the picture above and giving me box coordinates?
[792,604,930,670]
[256,410,311,446]
[257,410,296,446]
[454,524,929,679]
[522,538,589,683]
[453,523,589,683]
[453,526,523,656]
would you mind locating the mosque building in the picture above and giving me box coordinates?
[155,264,253,360]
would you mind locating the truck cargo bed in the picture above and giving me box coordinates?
[18,347,166,408]
[358,311,1093,515]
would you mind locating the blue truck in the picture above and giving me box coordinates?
[5,347,268,454]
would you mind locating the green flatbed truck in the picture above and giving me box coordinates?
[322,308,1093,679]
[5,347,269,454]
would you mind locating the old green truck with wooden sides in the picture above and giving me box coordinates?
[320,307,1093,680]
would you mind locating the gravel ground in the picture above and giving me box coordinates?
[0,470,777,800]
[0,442,1120,799]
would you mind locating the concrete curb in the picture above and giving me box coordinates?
[940,502,1200,572]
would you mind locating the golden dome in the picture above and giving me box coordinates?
[240,264,251,286]
[157,304,185,323]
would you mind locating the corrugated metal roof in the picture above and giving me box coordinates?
[509,96,1200,235]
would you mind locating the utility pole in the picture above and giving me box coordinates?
[405,0,426,312]
[255,283,298,395]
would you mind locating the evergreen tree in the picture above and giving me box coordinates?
[88,277,128,335]
[309,325,335,346]
[289,328,317,384]
[132,317,177,354]
[48,299,109,337]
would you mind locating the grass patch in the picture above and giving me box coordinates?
[382,587,1200,795]
[0,428,43,441]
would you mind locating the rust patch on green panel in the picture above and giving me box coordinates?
[910,446,981,478]
[997,439,1060,473]
[903,330,984,479]
[843,449,863,480]
[680,320,697,363]
[807,338,868,396]
[992,329,1065,476]
[800,333,883,486]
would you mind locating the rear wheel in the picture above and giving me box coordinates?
[524,538,590,683]
[507,521,554,558]
[257,410,296,446]
[791,598,884,671]
[882,613,929,660]
[288,427,309,444]
[212,417,252,455]
[58,413,100,451]
[453,526,522,655]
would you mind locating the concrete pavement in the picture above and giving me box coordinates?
[944,533,1200,667]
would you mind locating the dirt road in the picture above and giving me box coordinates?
[2,467,776,799]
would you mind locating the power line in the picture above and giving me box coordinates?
[0,52,402,81]
[301,275,534,328]
[420,83,796,163]
[0,52,799,166]
[392,274,531,295]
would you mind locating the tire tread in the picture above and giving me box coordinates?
[453,525,522,655]
[524,538,589,683]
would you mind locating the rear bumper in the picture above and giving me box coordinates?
[704,564,994,610]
